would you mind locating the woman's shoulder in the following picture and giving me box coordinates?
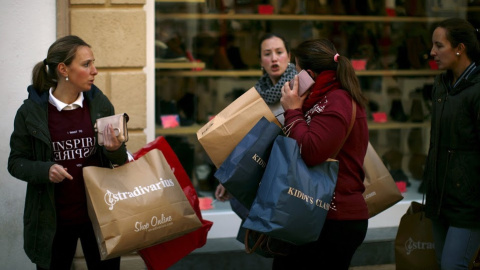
[325,89,352,106]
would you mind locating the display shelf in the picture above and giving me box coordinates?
[367,121,430,130]
[155,69,442,77]
[155,0,205,3]
[155,121,430,136]
[155,124,201,135]
[431,6,480,13]
[156,13,448,23]
[155,61,206,69]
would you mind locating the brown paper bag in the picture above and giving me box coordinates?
[197,87,281,168]
[83,149,202,260]
[362,141,404,217]
[395,202,439,270]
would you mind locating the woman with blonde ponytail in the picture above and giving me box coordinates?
[277,38,369,269]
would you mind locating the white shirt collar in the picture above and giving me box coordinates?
[49,88,84,111]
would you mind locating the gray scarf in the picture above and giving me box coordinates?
[254,63,297,105]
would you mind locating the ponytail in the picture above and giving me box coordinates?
[32,60,56,92]
[336,55,368,108]
[293,38,368,108]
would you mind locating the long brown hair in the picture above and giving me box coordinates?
[292,38,368,108]
[32,35,90,92]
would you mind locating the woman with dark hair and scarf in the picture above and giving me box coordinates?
[254,32,298,125]
[214,33,296,231]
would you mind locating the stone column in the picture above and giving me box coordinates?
[63,0,148,268]
[64,0,148,153]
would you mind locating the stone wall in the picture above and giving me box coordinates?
[66,0,148,153]
[65,0,149,268]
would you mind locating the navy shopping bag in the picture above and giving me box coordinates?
[242,135,339,245]
[214,117,282,209]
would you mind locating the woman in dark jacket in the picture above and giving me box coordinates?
[426,18,480,269]
[8,35,127,269]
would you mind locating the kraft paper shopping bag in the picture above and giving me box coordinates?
[133,137,213,270]
[363,142,404,218]
[395,202,439,270]
[197,87,281,168]
[83,149,202,260]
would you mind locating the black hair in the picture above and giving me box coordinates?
[436,18,480,61]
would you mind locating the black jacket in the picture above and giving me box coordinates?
[424,66,480,229]
[7,85,127,268]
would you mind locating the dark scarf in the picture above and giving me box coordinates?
[302,70,342,112]
[255,63,297,104]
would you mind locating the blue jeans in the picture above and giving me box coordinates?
[431,219,480,270]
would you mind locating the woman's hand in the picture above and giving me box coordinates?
[49,164,73,183]
[102,124,123,152]
[215,183,232,202]
[281,75,308,111]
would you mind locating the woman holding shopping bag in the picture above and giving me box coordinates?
[215,32,296,206]
[276,38,369,269]
[8,35,127,269]
[425,17,480,269]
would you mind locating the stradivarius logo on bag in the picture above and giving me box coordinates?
[104,178,175,210]
[404,237,435,255]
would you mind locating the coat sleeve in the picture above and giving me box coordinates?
[8,105,55,184]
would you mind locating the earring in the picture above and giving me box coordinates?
[66,76,69,81]
[261,66,264,71]
[456,52,460,56]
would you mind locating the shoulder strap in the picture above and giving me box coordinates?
[332,99,356,158]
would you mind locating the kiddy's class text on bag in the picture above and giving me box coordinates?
[94,113,129,146]
[242,135,339,246]
[83,149,202,260]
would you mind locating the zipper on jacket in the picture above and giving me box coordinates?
[437,149,453,216]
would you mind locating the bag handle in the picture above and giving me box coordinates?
[332,99,356,158]
[244,229,266,254]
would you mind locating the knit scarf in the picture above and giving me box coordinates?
[255,63,297,104]
[302,70,342,112]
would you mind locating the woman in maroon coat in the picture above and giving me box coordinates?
[277,38,370,270]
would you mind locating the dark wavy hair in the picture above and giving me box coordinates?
[258,32,290,58]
